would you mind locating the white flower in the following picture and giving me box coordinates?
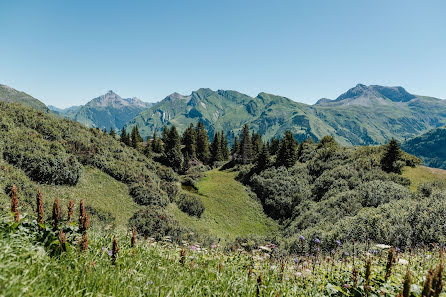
[398,258,409,265]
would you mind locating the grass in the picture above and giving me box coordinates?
[168,169,279,241]
[40,166,137,228]
[403,166,446,192]
[1,215,444,296]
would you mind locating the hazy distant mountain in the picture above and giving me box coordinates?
[0,84,49,112]
[54,90,154,131]
[402,126,446,169]
[125,84,446,146]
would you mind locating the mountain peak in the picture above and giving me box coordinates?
[315,84,416,106]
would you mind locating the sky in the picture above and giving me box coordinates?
[0,0,445,108]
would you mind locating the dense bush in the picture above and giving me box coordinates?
[176,193,205,218]
[129,183,169,207]
[129,207,184,241]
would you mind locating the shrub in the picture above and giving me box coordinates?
[176,193,205,218]
[129,207,183,241]
[129,183,169,207]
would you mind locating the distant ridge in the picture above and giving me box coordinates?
[0,84,49,112]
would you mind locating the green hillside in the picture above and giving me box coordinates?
[0,84,49,112]
[0,101,174,229]
[402,126,446,169]
[125,85,446,146]
[168,169,278,240]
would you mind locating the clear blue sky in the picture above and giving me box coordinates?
[1,0,445,108]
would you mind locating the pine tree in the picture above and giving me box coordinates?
[120,127,130,145]
[109,127,116,138]
[268,137,280,155]
[152,130,163,154]
[195,122,210,164]
[131,126,143,148]
[161,125,169,144]
[210,132,223,163]
[143,137,152,158]
[381,139,403,174]
[220,132,230,160]
[182,123,197,159]
[255,142,271,172]
[275,130,298,168]
[231,136,240,158]
[239,124,253,164]
[163,126,183,171]
[251,132,262,159]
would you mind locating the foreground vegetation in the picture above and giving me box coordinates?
[1,209,445,296]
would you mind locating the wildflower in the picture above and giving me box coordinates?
[344,284,350,289]
[36,189,44,225]
[131,226,136,248]
[210,244,217,249]
[80,233,88,252]
[67,199,74,224]
[400,268,412,297]
[299,235,305,241]
[189,245,197,251]
[314,238,320,244]
[180,248,186,266]
[107,250,113,256]
[10,184,19,222]
[336,239,342,247]
[102,246,107,252]
[331,250,336,255]
[59,229,67,252]
[344,251,350,257]
[52,198,61,229]
[385,247,395,281]
[111,237,119,265]
[398,258,409,265]
[294,257,299,264]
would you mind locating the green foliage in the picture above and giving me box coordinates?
[130,125,143,148]
[182,123,197,159]
[129,207,183,241]
[195,122,210,164]
[176,193,205,218]
[162,126,183,172]
[239,124,253,164]
[275,130,298,168]
[381,139,404,173]
[129,183,169,207]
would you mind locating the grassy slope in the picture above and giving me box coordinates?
[403,165,446,192]
[40,166,137,228]
[168,169,278,241]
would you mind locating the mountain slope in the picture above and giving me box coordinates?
[0,84,49,112]
[125,85,446,146]
[53,90,153,130]
[402,126,446,169]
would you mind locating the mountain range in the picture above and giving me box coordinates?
[0,84,49,112]
[124,84,446,145]
[49,90,154,131]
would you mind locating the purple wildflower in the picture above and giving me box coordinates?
[336,239,342,246]
[331,249,336,255]
[344,251,350,256]
[299,235,305,241]
[314,238,320,244]
[344,284,350,289]
[107,250,113,256]
[189,245,197,250]
[294,257,299,264]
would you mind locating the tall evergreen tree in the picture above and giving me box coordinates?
[275,130,298,168]
[195,122,210,164]
[269,137,280,155]
[163,126,183,171]
[143,138,152,158]
[120,127,130,146]
[152,130,163,154]
[255,142,271,172]
[210,132,223,163]
[231,136,240,158]
[161,125,169,144]
[182,123,197,159]
[131,126,143,148]
[239,124,253,164]
[109,127,116,138]
[381,139,403,174]
[251,132,263,158]
[220,132,230,160]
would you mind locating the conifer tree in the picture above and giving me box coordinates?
[109,127,116,138]
[195,122,210,164]
[161,125,169,144]
[182,123,197,159]
[275,130,298,168]
[231,136,240,158]
[255,142,271,172]
[143,137,152,158]
[220,132,230,160]
[131,126,143,148]
[152,130,163,154]
[381,139,403,174]
[163,126,183,171]
[269,137,280,155]
[251,132,263,158]
[120,127,130,146]
[239,124,253,164]
[210,132,223,163]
